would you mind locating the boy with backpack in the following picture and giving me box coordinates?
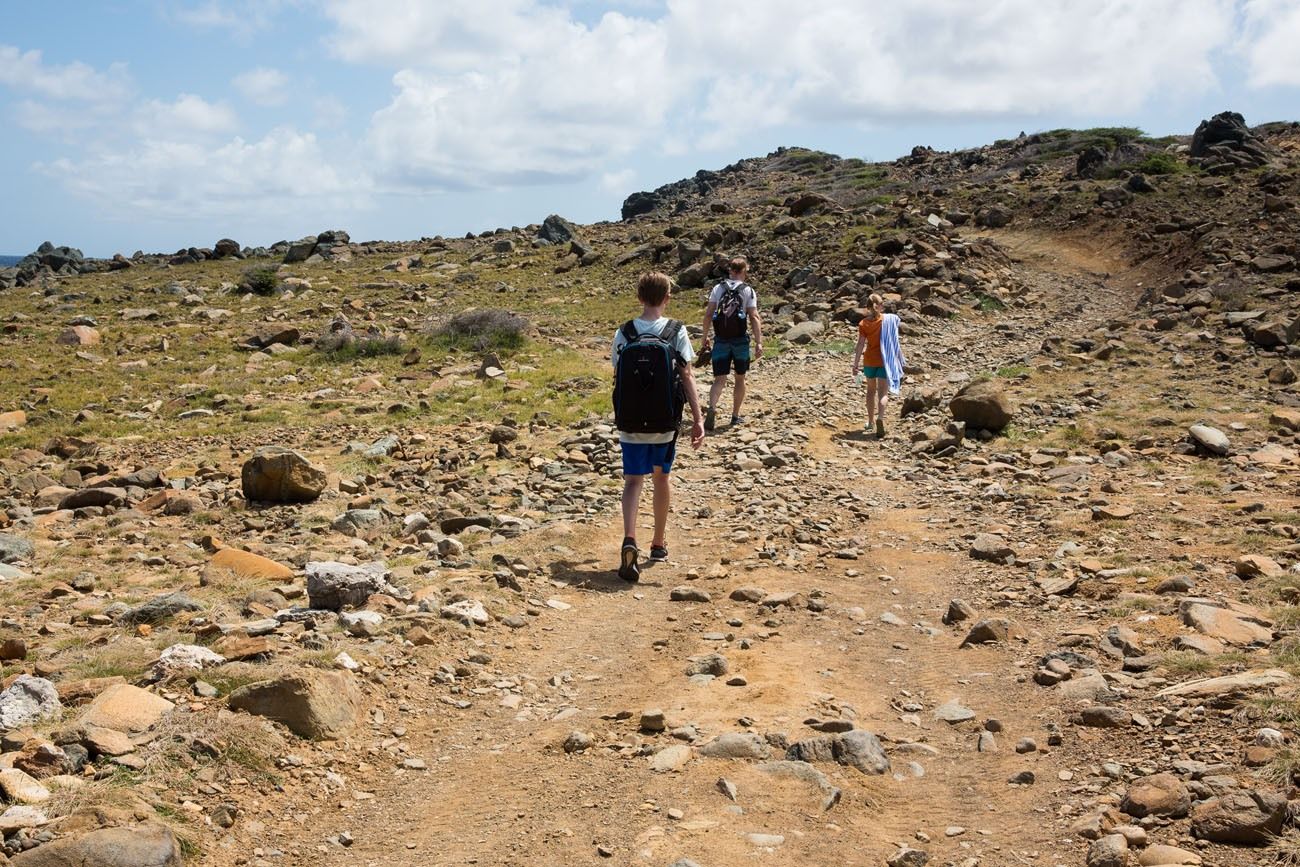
[700,257,763,430]
[612,271,705,582]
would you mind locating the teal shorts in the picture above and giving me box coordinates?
[861,366,887,379]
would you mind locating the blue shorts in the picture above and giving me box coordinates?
[621,440,677,476]
[711,338,751,376]
[862,366,887,379]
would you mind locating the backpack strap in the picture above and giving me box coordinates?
[620,320,640,343]
[660,319,686,365]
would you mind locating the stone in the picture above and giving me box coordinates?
[949,379,1014,432]
[942,599,975,625]
[228,671,361,740]
[960,618,1010,647]
[934,700,976,723]
[1190,789,1286,844]
[969,535,1014,563]
[0,768,50,804]
[241,446,327,503]
[698,733,771,760]
[639,709,666,733]
[120,592,203,625]
[1188,424,1230,456]
[887,847,930,867]
[650,744,693,773]
[9,821,182,866]
[0,805,48,833]
[209,548,295,581]
[1077,706,1132,728]
[1181,602,1274,647]
[1086,834,1129,867]
[1137,845,1201,866]
[306,560,395,611]
[1121,773,1191,818]
[784,321,824,344]
[57,325,100,346]
[82,724,135,757]
[1235,555,1283,580]
[154,643,225,674]
[80,684,174,732]
[0,676,62,730]
[0,533,34,564]
[58,486,127,510]
[1157,668,1292,699]
[562,731,593,753]
[670,586,711,603]
[440,599,490,626]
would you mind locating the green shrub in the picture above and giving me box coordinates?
[432,309,530,353]
[239,265,281,296]
[1135,152,1184,175]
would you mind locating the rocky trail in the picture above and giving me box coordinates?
[194,234,1234,867]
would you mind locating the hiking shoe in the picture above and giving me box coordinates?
[649,544,669,562]
[876,419,886,438]
[704,407,716,431]
[731,415,745,427]
[618,541,640,582]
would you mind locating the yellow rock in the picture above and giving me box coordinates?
[210,548,294,581]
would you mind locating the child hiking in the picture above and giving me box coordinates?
[611,272,705,582]
[851,293,905,437]
[700,256,762,431]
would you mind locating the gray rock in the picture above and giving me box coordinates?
[1188,424,1230,456]
[331,509,384,537]
[0,676,62,730]
[1086,834,1128,867]
[10,822,181,866]
[241,446,327,503]
[784,731,889,775]
[228,671,361,740]
[942,599,975,625]
[784,321,824,345]
[969,534,1014,563]
[1190,789,1286,844]
[670,586,711,603]
[698,733,771,760]
[120,592,203,625]
[0,534,34,564]
[305,561,397,611]
[887,847,930,867]
[685,654,728,677]
[960,618,1010,647]
[934,700,976,723]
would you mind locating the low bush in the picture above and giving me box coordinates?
[432,309,529,353]
[239,265,281,296]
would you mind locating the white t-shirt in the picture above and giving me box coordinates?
[611,316,695,444]
[707,279,759,314]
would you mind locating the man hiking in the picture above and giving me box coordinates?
[611,271,705,582]
[700,256,762,430]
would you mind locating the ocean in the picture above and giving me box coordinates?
[0,256,21,268]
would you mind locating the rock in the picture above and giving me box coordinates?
[960,618,1010,647]
[537,215,579,246]
[1180,601,1274,647]
[562,731,593,753]
[969,534,1014,563]
[440,599,490,627]
[934,700,976,723]
[154,644,225,674]
[650,744,693,773]
[0,768,50,804]
[57,325,100,346]
[949,380,1014,432]
[1190,789,1286,844]
[900,387,942,417]
[241,446,327,503]
[698,733,771,760]
[228,671,361,740]
[1157,668,1292,699]
[80,684,173,732]
[306,561,396,611]
[9,821,182,866]
[209,548,294,581]
[0,676,62,730]
[1137,844,1201,866]
[1086,834,1129,867]
[670,586,711,603]
[887,847,930,867]
[837,730,890,774]
[685,654,728,677]
[1121,773,1191,818]
[0,411,26,431]
[0,804,48,833]
[942,599,975,625]
[1077,706,1132,728]
[784,320,824,344]
[58,486,127,510]
[1235,555,1283,580]
[81,724,135,757]
[120,592,203,625]
[0,533,34,564]
[639,709,666,733]
[1188,424,1230,456]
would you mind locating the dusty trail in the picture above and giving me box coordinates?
[232,234,1142,867]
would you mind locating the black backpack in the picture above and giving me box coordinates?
[613,320,686,435]
[712,281,749,339]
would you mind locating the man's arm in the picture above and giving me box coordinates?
[701,302,716,349]
[680,363,705,448]
[748,305,763,359]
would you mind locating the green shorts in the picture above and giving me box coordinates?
[861,366,887,379]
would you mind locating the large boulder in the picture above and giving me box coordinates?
[241,446,327,503]
[1121,772,1190,818]
[0,533,34,564]
[784,321,824,345]
[536,215,579,246]
[80,684,173,732]
[949,380,1014,432]
[213,238,241,258]
[0,676,62,730]
[306,560,398,611]
[1190,789,1286,844]
[227,671,361,739]
[11,822,181,866]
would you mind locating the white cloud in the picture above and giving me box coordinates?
[39,128,360,219]
[324,0,1250,193]
[233,67,290,107]
[134,94,239,139]
[0,44,132,102]
[1239,0,1300,87]
[600,169,636,194]
[169,1,297,37]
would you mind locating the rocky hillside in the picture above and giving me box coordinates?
[0,110,1297,867]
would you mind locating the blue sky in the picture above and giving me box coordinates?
[2,0,1299,257]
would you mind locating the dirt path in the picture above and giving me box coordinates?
[220,233,1146,867]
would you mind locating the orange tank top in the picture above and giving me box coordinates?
[858,315,884,367]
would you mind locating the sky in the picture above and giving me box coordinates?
[2,0,1299,258]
